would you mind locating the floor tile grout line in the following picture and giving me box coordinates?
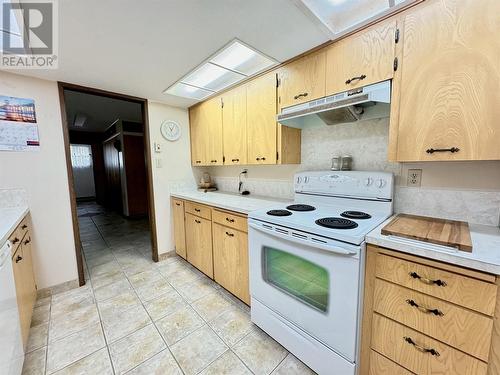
[83,215,117,375]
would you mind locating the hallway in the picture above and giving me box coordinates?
[22,203,312,374]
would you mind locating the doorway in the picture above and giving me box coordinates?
[58,82,158,286]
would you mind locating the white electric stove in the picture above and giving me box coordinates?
[248,171,394,375]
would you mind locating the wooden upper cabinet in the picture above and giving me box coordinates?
[189,102,207,166]
[189,97,223,166]
[222,85,247,165]
[391,0,500,161]
[205,97,223,166]
[278,50,326,109]
[326,19,397,95]
[246,72,278,165]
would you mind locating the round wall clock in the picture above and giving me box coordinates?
[160,120,181,141]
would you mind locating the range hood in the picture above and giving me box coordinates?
[277,80,391,128]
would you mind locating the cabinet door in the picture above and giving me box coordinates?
[12,237,36,349]
[189,103,207,166]
[185,213,213,278]
[206,96,224,166]
[326,19,397,95]
[213,223,250,304]
[172,199,186,259]
[278,50,326,109]
[247,72,277,165]
[223,85,247,165]
[393,0,500,161]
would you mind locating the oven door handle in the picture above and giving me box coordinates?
[248,222,357,256]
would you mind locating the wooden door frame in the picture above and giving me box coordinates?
[57,82,159,286]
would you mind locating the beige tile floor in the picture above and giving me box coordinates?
[22,202,315,375]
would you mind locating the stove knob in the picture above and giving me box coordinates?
[297,176,302,183]
[304,176,309,183]
[365,177,373,186]
[377,179,386,188]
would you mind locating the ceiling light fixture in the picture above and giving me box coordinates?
[163,39,277,101]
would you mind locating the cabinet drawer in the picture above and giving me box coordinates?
[375,254,497,316]
[212,210,248,233]
[373,279,493,361]
[369,350,413,375]
[371,314,488,375]
[185,201,212,220]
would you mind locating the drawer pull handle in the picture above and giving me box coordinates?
[195,160,202,164]
[226,217,235,223]
[403,336,440,357]
[225,231,234,237]
[426,147,459,154]
[345,75,366,85]
[175,203,181,206]
[21,224,28,229]
[23,238,31,245]
[15,255,23,263]
[195,219,201,224]
[231,158,239,162]
[194,208,201,212]
[294,92,308,100]
[409,272,447,287]
[12,237,20,244]
[406,299,444,316]
[211,160,218,163]
[256,157,266,161]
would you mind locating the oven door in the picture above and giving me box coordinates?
[248,219,362,362]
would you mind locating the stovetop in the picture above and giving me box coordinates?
[250,202,390,245]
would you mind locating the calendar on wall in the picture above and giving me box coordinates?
[0,95,40,151]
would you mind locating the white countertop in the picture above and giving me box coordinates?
[367,216,500,275]
[0,206,29,247]
[171,191,291,215]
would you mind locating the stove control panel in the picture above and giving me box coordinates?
[294,171,394,200]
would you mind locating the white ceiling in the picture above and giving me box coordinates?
[64,90,142,132]
[11,0,329,108]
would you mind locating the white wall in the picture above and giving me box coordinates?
[0,72,78,289]
[147,101,198,255]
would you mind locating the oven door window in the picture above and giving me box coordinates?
[263,247,329,313]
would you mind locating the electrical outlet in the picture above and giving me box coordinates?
[407,169,422,187]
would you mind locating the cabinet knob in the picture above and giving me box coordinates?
[194,208,201,212]
[175,203,181,206]
[210,160,217,163]
[21,224,27,229]
[256,157,266,161]
[225,231,234,237]
[195,160,202,164]
[12,237,19,244]
[15,255,23,263]
[294,92,308,100]
[345,74,366,85]
[231,158,239,162]
[23,238,30,245]
[226,217,235,223]
[195,219,201,224]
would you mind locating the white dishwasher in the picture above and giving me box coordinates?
[0,241,24,375]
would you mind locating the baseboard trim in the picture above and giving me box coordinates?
[36,278,79,299]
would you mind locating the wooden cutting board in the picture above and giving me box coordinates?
[381,214,472,252]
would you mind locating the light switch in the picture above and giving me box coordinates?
[154,142,162,153]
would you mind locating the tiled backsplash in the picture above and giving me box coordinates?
[205,118,500,226]
[0,188,28,208]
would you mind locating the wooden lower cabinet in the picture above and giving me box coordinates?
[171,199,186,259]
[171,198,251,305]
[361,245,500,375]
[10,226,36,350]
[185,212,213,278]
[213,222,250,304]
